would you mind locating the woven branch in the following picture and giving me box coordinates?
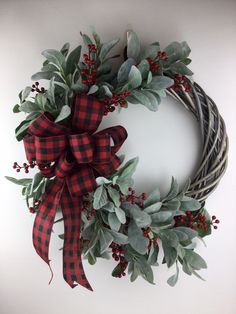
[168,82,228,204]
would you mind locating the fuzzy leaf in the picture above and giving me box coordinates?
[99,38,120,62]
[108,212,121,231]
[127,31,140,61]
[55,105,71,122]
[128,220,148,255]
[93,185,108,209]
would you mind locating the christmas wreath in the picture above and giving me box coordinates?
[6,30,228,289]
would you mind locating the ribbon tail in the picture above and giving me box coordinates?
[32,178,64,282]
[61,185,93,291]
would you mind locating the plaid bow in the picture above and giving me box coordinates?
[23,94,127,289]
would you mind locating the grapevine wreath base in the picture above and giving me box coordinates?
[6,30,228,289]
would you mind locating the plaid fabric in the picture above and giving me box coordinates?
[23,94,127,290]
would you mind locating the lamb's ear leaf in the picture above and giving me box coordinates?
[127,31,140,61]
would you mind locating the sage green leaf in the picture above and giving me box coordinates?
[180,41,191,58]
[130,262,139,282]
[99,38,120,62]
[147,75,174,90]
[127,31,140,61]
[55,105,71,122]
[161,229,179,248]
[128,220,148,255]
[182,58,192,65]
[151,211,173,224]
[174,227,197,240]
[144,202,162,214]
[25,112,41,121]
[60,42,70,57]
[87,253,96,265]
[87,85,99,95]
[35,93,48,110]
[115,207,126,224]
[167,262,179,287]
[108,212,121,231]
[129,205,151,228]
[102,85,113,98]
[42,49,66,70]
[15,120,32,141]
[170,62,193,76]
[125,66,142,90]
[107,186,121,208]
[21,86,32,102]
[13,104,20,113]
[102,201,115,212]
[66,45,81,75]
[5,176,32,186]
[93,185,108,209]
[164,42,183,64]
[165,177,179,201]
[99,229,114,254]
[30,172,43,195]
[97,63,112,75]
[31,71,56,81]
[141,90,160,111]
[46,77,56,105]
[162,240,177,267]
[180,196,201,211]
[41,63,59,72]
[147,71,152,84]
[165,199,181,211]
[81,33,93,46]
[140,44,160,60]
[108,229,129,245]
[19,101,41,113]
[117,58,135,84]
[96,177,111,185]
[136,256,155,284]
[147,244,159,266]
[92,28,102,50]
[173,229,189,242]
[144,187,161,207]
[118,157,139,180]
[137,59,150,79]
[116,177,134,195]
[184,250,207,270]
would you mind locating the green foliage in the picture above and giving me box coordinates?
[127,31,140,61]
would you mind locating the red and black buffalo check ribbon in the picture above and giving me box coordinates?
[23,94,127,289]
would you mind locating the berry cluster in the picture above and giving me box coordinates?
[82,196,96,220]
[143,227,158,250]
[103,91,131,115]
[13,160,37,173]
[174,211,220,232]
[146,51,168,73]
[29,199,41,214]
[31,81,45,93]
[211,215,220,230]
[120,187,147,208]
[170,74,192,93]
[81,44,97,86]
[110,242,128,278]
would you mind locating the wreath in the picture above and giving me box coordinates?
[6,30,228,289]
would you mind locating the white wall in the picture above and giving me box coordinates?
[0,0,236,313]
